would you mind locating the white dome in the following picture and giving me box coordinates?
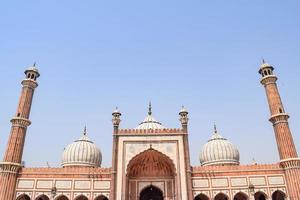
[62,129,102,167]
[200,127,240,166]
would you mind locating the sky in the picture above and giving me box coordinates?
[0,1,299,167]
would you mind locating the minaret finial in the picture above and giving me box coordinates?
[83,125,87,136]
[148,101,152,115]
[33,62,36,67]
[214,123,217,133]
[262,58,265,64]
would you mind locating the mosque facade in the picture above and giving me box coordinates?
[0,62,299,200]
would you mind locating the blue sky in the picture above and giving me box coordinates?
[0,1,299,167]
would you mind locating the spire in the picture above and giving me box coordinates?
[262,58,265,64]
[214,123,217,134]
[83,125,87,136]
[148,101,152,115]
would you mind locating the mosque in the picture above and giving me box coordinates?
[0,62,299,200]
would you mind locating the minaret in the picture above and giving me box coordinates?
[259,61,300,200]
[110,107,121,200]
[0,64,40,200]
[179,106,193,200]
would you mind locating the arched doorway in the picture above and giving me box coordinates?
[272,191,286,200]
[254,192,267,200]
[94,195,109,200]
[194,193,209,200]
[140,185,163,200]
[35,195,50,200]
[54,195,69,200]
[17,194,31,200]
[215,193,229,200]
[74,195,88,200]
[126,148,176,200]
[234,192,248,200]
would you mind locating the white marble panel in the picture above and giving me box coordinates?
[249,177,266,186]
[268,176,284,185]
[231,177,247,187]
[37,180,52,189]
[74,180,91,189]
[17,180,34,189]
[56,180,72,189]
[212,178,228,187]
[94,181,111,189]
[193,179,209,188]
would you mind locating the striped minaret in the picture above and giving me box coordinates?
[259,61,300,200]
[0,64,40,200]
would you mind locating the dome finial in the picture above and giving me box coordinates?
[214,123,217,134]
[83,125,87,136]
[148,101,152,115]
[262,58,265,64]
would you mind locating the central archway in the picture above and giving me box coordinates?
[140,185,163,200]
[126,148,176,200]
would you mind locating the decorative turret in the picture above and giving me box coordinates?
[179,106,189,132]
[259,60,300,199]
[0,64,40,200]
[112,107,121,133]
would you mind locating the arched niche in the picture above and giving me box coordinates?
[54,195,69,200]
[214,193,229,200]
[234,192,249,200]
[139,185,163,200]
[254,191,267,200]
[17,194,31,200]
[126,148,176,200]
[74,195,88,200]
[272,190,286,200]
[94,195,109,200]
[194,193,209,200]
[35,195,50,200]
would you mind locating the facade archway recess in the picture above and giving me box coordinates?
[194,193,209,200]
[54,195,69,200]
[94,195,109,200]
[17,194,31,200]
[139,185,163,200]
[74,195,88,200]
[272,191,286,200]
[35,195,50,200]
[254,192,267,200]
[234,192,248,200]
[214,193,229,200]
[126,148,176,200]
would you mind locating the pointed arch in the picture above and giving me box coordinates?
[234,192,249,200]
[194,193,209,200]
[54,195,69,200]
[126,148,175,177]
[214,193,229,200]
[254,191,267,200]
[17,194,31,200]
[35,195,50,200]
[94,195,108,200]
[74,195,88,200]
[272,190,286,200]
[139,185,163,200]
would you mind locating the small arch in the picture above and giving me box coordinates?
[254,191,267,200]
[268,70,272,75]
[214,193,229,200]
[35,195,50,200]
[54,195,69,200]
[279,108,283,113]
[234,192,249,200]
[272,190,286,200]
[264,70,268,76]
[139,185,163,200]
[27,73,31,78]
[17,113,21,117]
[31,74,35,79]
[17,194,31,200]
[194,193,209,200]
[74,195,88,200]
[94,195,108,200]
